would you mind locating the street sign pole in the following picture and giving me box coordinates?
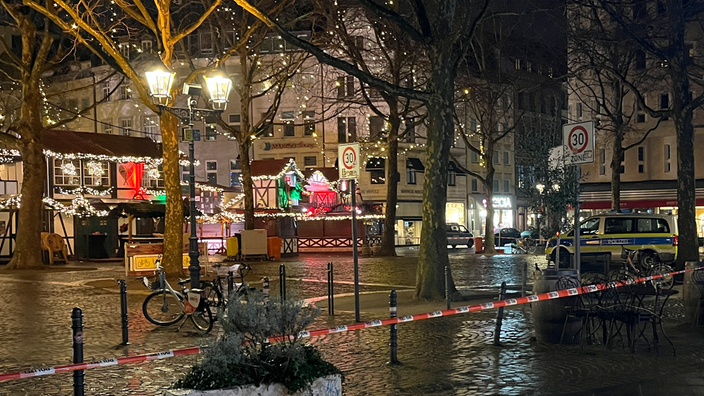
[574,165,581,274]
[351,179,360,323]
[338,143,361,322]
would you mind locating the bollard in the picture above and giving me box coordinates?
[279,264,287,302]
[522,262,528,297]
[227,271,234,296]
[327,262,335,316]
[494,281,507,346]
[445,266,451,309]
[263,277,270,303]
[389,290,400,365]
[71,308,84,396]
[118,279,129,345]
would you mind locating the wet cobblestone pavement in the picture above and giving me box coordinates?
[1,249,704,395]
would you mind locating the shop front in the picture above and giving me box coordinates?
[468,194,515,236]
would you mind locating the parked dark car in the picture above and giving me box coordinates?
[495,228,521,246]
[446,223,474,248]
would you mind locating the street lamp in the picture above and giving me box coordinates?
[146,67,231,288]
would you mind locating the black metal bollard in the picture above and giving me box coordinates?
[118,280,129,345]
[389,290,400,365]
[327,262,335,315]
[71,308,84,396]
[494,281,507,346]
[279,264,287,302]
[263,277,270,303]
[445,266,451,309]
[227,271,234,296]
[521,262,528,297]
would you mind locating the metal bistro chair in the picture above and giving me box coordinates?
[560,274,601,347]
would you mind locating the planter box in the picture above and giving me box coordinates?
[165,374,342,396]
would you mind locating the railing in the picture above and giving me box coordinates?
[298,237,363,249]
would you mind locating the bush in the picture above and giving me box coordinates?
[175,291,342,394]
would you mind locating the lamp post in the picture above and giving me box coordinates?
[146,68,232,288]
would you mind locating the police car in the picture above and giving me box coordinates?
[446,223,474,248]
[545,213,677,267]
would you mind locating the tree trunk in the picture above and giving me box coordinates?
[669,0,698,269]
[160,112,186,276]
[483,147,497,253]
[7,135,46,270]
[610,143,622,211]
[377,116,399,257]
[240,140,255,230]
[415,58,455,301]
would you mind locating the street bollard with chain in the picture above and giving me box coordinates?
[389,290,400,365]
[118,280,128,345]
[445,266,451,309]
[71,308,85,396]
[279,264,287,302]
[263,277,270,303]
[494,281,507,346]
[227,271,234,296]
[327,262,335,316]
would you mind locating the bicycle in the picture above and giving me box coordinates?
[609,246,674,290]
[202,263,256,317]
[512,237,537,254]
[141,256,214,333]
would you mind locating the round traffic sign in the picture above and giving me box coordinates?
[568,125,589,154]
[342,146,357,169]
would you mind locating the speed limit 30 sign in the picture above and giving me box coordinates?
[338,143,360,179]
[563,121,594,164]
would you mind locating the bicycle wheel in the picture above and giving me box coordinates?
[201,280,224,318]
[190,305,213,333]
[527,244,537,254]
[143,290,185,326]
[648,263,675,290]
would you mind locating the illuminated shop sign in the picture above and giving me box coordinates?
[482,196,512,209]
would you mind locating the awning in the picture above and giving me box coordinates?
[365,157,385,171]
[448,161,467,175]
[406,158,425,172]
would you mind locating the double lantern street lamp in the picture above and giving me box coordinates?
[145,68,232,288]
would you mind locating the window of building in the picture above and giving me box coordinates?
[228,114,241,133]
[303,111,315,136]
[120,118,132,136]
[576,102,583,119]
[337,117,346,143]
[200,32,213,53]
[636,100,646,123]
[493,151,499,164]
[493,179,499,192]
[119,42,129,59]
[447,171,456,186]
[504,180,509,193]
[144,116,158,139]
[68,98,78,111]
[406,165,416,185]
[664,144,671,173]
[404,118,415,142]
[599,148,606,175]
[370,116,384,137]
[370,170,385,184]
[81,98,90,110]
[337,76,355,98]
[355,36,364,48]
[141,40,152,53]
[230,171,242,188]
[471,178,478,192]
[83,161,109,187]
[102,122,112,135]
[281,111,295,119]
[102,83,111,101]
[119,85,131,100]
[283,121,295,137]
[347,117,356,140]
[471,151,478,163]
[182,166,189,183]
[206,161,217,185]
[660,93,669,109]
[205,124,217,141]
[635,50,646,70]
[142,164,164,189]
[304,156,317,167]
[503,151,509,166]
[54,159,81,186]
[638,146,645,173]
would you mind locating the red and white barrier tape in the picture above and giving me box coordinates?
[2,265,702,382]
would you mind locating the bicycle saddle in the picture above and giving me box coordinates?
[178,278,191,285]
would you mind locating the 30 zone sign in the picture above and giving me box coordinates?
[338,143,360,179]
[563,121,594,164]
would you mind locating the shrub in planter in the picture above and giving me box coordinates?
[173,291,342,394]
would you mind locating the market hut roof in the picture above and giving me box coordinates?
[43,130,161,159]
[108,201,199,219]
[250,158,305,180]
[303,167,339,182]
